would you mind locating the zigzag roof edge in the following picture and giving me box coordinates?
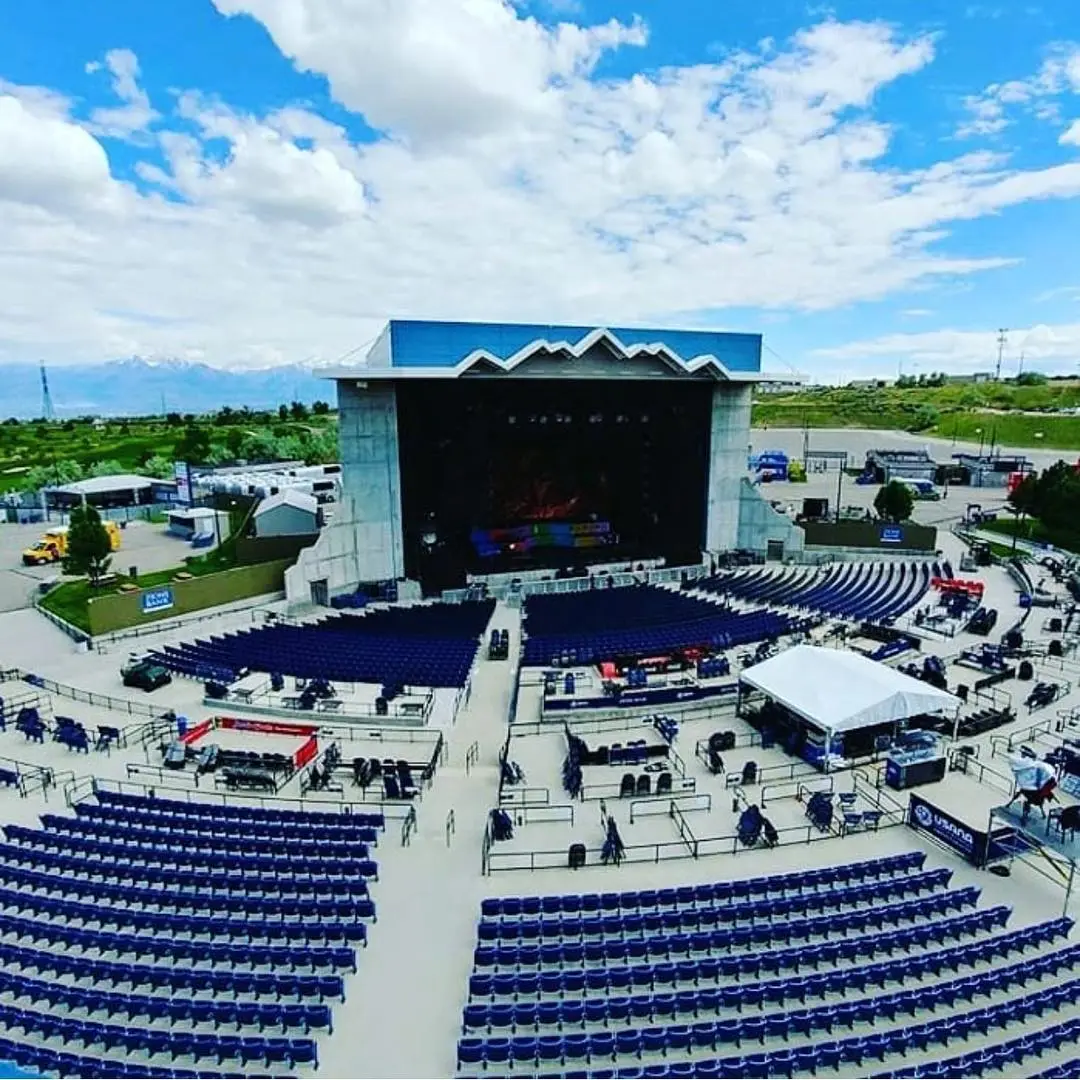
[450,327,737,379]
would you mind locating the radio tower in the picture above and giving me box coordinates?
[39,361,55,421]
[994,329,1008,382]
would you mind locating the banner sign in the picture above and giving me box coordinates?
[180,718,215,745]
[545,680,738,713]
[218,716,318,738]
[881,526,903,544]
[173,461,192,507]
[294,735,319,768]
[140,588,174,615]
[908,792,988,866]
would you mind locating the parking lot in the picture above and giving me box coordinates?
[748,426,1060,531]
[0,518,217,614]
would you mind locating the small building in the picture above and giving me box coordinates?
[864,449,937,484]
[254,489,320,538]
[166,507,224,542]
[951,453,1033,488]
[45,473,156,510]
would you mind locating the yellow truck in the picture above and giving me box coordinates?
[21,521,121,566]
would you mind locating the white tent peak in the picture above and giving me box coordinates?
[739,644,959,735]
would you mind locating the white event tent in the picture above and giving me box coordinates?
[739,644,960,736]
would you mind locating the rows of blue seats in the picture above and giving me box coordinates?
[477,867,951,939]
[0,1041,244,1080]
[0,964,334,1034]
[0,1004,319,1070]
[878,1019,1080,1078]
[74,792,383,833]
[0,842,368,908]
[524,609,798,666]
[480,853,924,917]
[459,853,1080,1077]
[90,786,381,825]
[150,599,495,688]
[0,936,349,998]
[525,588,728,636]
[0,790,368,1073]
[7,821,377,877]
[473,893,993,972]
[465,918,1070,1022]
[0,858,370,920]
[699,561,934,624]
[464,931,1077,1033]
[458,961,1080,1070]
[0,835,376,890]
[44,810,375,858]
[467,1006,1080,1077]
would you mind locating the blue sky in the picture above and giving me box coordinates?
[1,0,1080,381]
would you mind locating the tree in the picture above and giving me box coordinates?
[175,425,213,464]
[1007,473,1039,518]
[312,400,331,415]
[908,404,939,432]
[165,412,183,426]
[874,480,914,524]
[142,455,173,479]
[86,459,126,478]
[289,401,310,421]
[278,404,289,421]
[63,503,113,586]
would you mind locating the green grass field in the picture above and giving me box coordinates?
[979,515,1080,556]
[752,379,1080,451]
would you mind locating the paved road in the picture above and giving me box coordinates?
[749,426,1071,474]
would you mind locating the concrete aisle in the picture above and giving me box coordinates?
[320,604,521,1079]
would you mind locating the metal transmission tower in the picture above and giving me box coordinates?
[994,328,1008,381]
[39,361,55,421]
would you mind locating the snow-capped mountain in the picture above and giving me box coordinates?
[3,359,330,419]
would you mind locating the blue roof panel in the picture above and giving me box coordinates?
[386,320,761,373]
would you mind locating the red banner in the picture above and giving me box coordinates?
[294,735,319,768]
[180,718,214,745]
[932,577,984,597]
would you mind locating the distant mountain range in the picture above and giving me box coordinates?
[3,359,332,419]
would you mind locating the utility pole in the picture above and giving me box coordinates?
[995,329,1008,381]
[1018,351,1025,378]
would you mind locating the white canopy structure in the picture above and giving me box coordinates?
[739,644,959,735]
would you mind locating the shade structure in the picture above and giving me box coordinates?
[739,644,959,736]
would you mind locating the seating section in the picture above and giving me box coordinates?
[699,561,935,624]
[0,787,383,1078]
[522,587,801,666]
[457,852,1079,1078]
[150,598,496,688]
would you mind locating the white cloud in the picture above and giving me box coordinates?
[958,44,1080,138]
[1,13,1080,370]
[84,48,159,138]
[813,322,1080,376]
[901,308,933,317]
[1061,119,1080,146]
[0,95,118,213]
[210,0,647,141]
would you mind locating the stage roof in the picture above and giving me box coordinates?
[322,319,773,383]
[739,644,959,735]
